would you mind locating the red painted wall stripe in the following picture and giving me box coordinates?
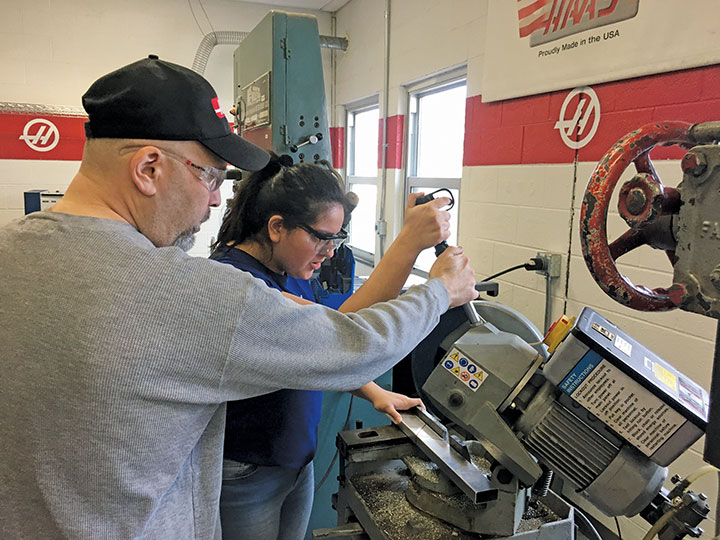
[464,64,720,166]
[378,115,405,169]
[0,113,86,160]
[329,126,344,169]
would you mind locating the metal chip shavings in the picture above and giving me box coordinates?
[352,464,474,540]
[402,455,442,483]
[469,454,491,472]
[517,498,563,533]
[349,462,566,539]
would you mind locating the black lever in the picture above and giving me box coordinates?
[415,189,455,256]
[415,189,481,325]
[475,281,499,297]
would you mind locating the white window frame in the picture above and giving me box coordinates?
[345,96,380,264]
[404,68,467,276]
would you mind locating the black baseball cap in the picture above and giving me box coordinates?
[82,55,270,171]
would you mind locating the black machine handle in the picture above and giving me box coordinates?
[414,189,482,325]
[415,189,454,256]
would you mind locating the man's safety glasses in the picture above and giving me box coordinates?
[162,151,227,192]
[298,224,348,253]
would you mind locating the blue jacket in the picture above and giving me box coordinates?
[210,245,322,467]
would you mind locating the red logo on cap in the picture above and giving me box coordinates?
[211,97,225,119]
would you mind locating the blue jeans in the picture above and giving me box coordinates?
[219,459,314,540]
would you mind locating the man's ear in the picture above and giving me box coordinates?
[129,147,162,196]
[267,215,285,243]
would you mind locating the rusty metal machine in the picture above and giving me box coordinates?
[579,121,720,468]
[314,122,720,540]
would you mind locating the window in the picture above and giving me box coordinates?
[345,104,379,258]
[406,77,466,273]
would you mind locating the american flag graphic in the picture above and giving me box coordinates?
[517,0,553,38]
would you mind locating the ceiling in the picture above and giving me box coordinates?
[236,0,351,12]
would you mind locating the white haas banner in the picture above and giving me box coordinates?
[483,0,720,102]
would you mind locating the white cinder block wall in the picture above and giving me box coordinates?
[0,0,332,256]
[335,0,718,538]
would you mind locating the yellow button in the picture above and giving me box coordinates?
[544,315,575,354]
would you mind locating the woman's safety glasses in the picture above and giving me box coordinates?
[298,224,348,254]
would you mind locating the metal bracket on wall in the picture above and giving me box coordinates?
[375,220,387,238]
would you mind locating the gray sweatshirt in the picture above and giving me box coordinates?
[0,211,449,539]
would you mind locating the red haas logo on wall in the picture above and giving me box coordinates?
[0,108,87,161]
[517,0,638,47]
[19,119,60,152]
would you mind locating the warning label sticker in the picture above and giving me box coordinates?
[443,348,488,393]
[570,359,684,456]
[652,362,678,392]
[679,376,708,419]
[614,335,632,356]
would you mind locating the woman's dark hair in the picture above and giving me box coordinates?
[212,154,347,250]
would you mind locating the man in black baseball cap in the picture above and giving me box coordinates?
[49,55,270,251]
[83,54,269,171]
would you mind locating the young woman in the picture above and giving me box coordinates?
[210,155,452,540]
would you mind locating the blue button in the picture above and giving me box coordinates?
[444,360,454,370]
[467,364,477,374]
[459,357,468,367]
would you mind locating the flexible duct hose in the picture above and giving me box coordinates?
[192,31,248,74]
[191,31,348,75]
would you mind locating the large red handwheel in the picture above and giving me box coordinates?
[580,121,693,311]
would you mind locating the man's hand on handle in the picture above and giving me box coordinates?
[429,246,479,307]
